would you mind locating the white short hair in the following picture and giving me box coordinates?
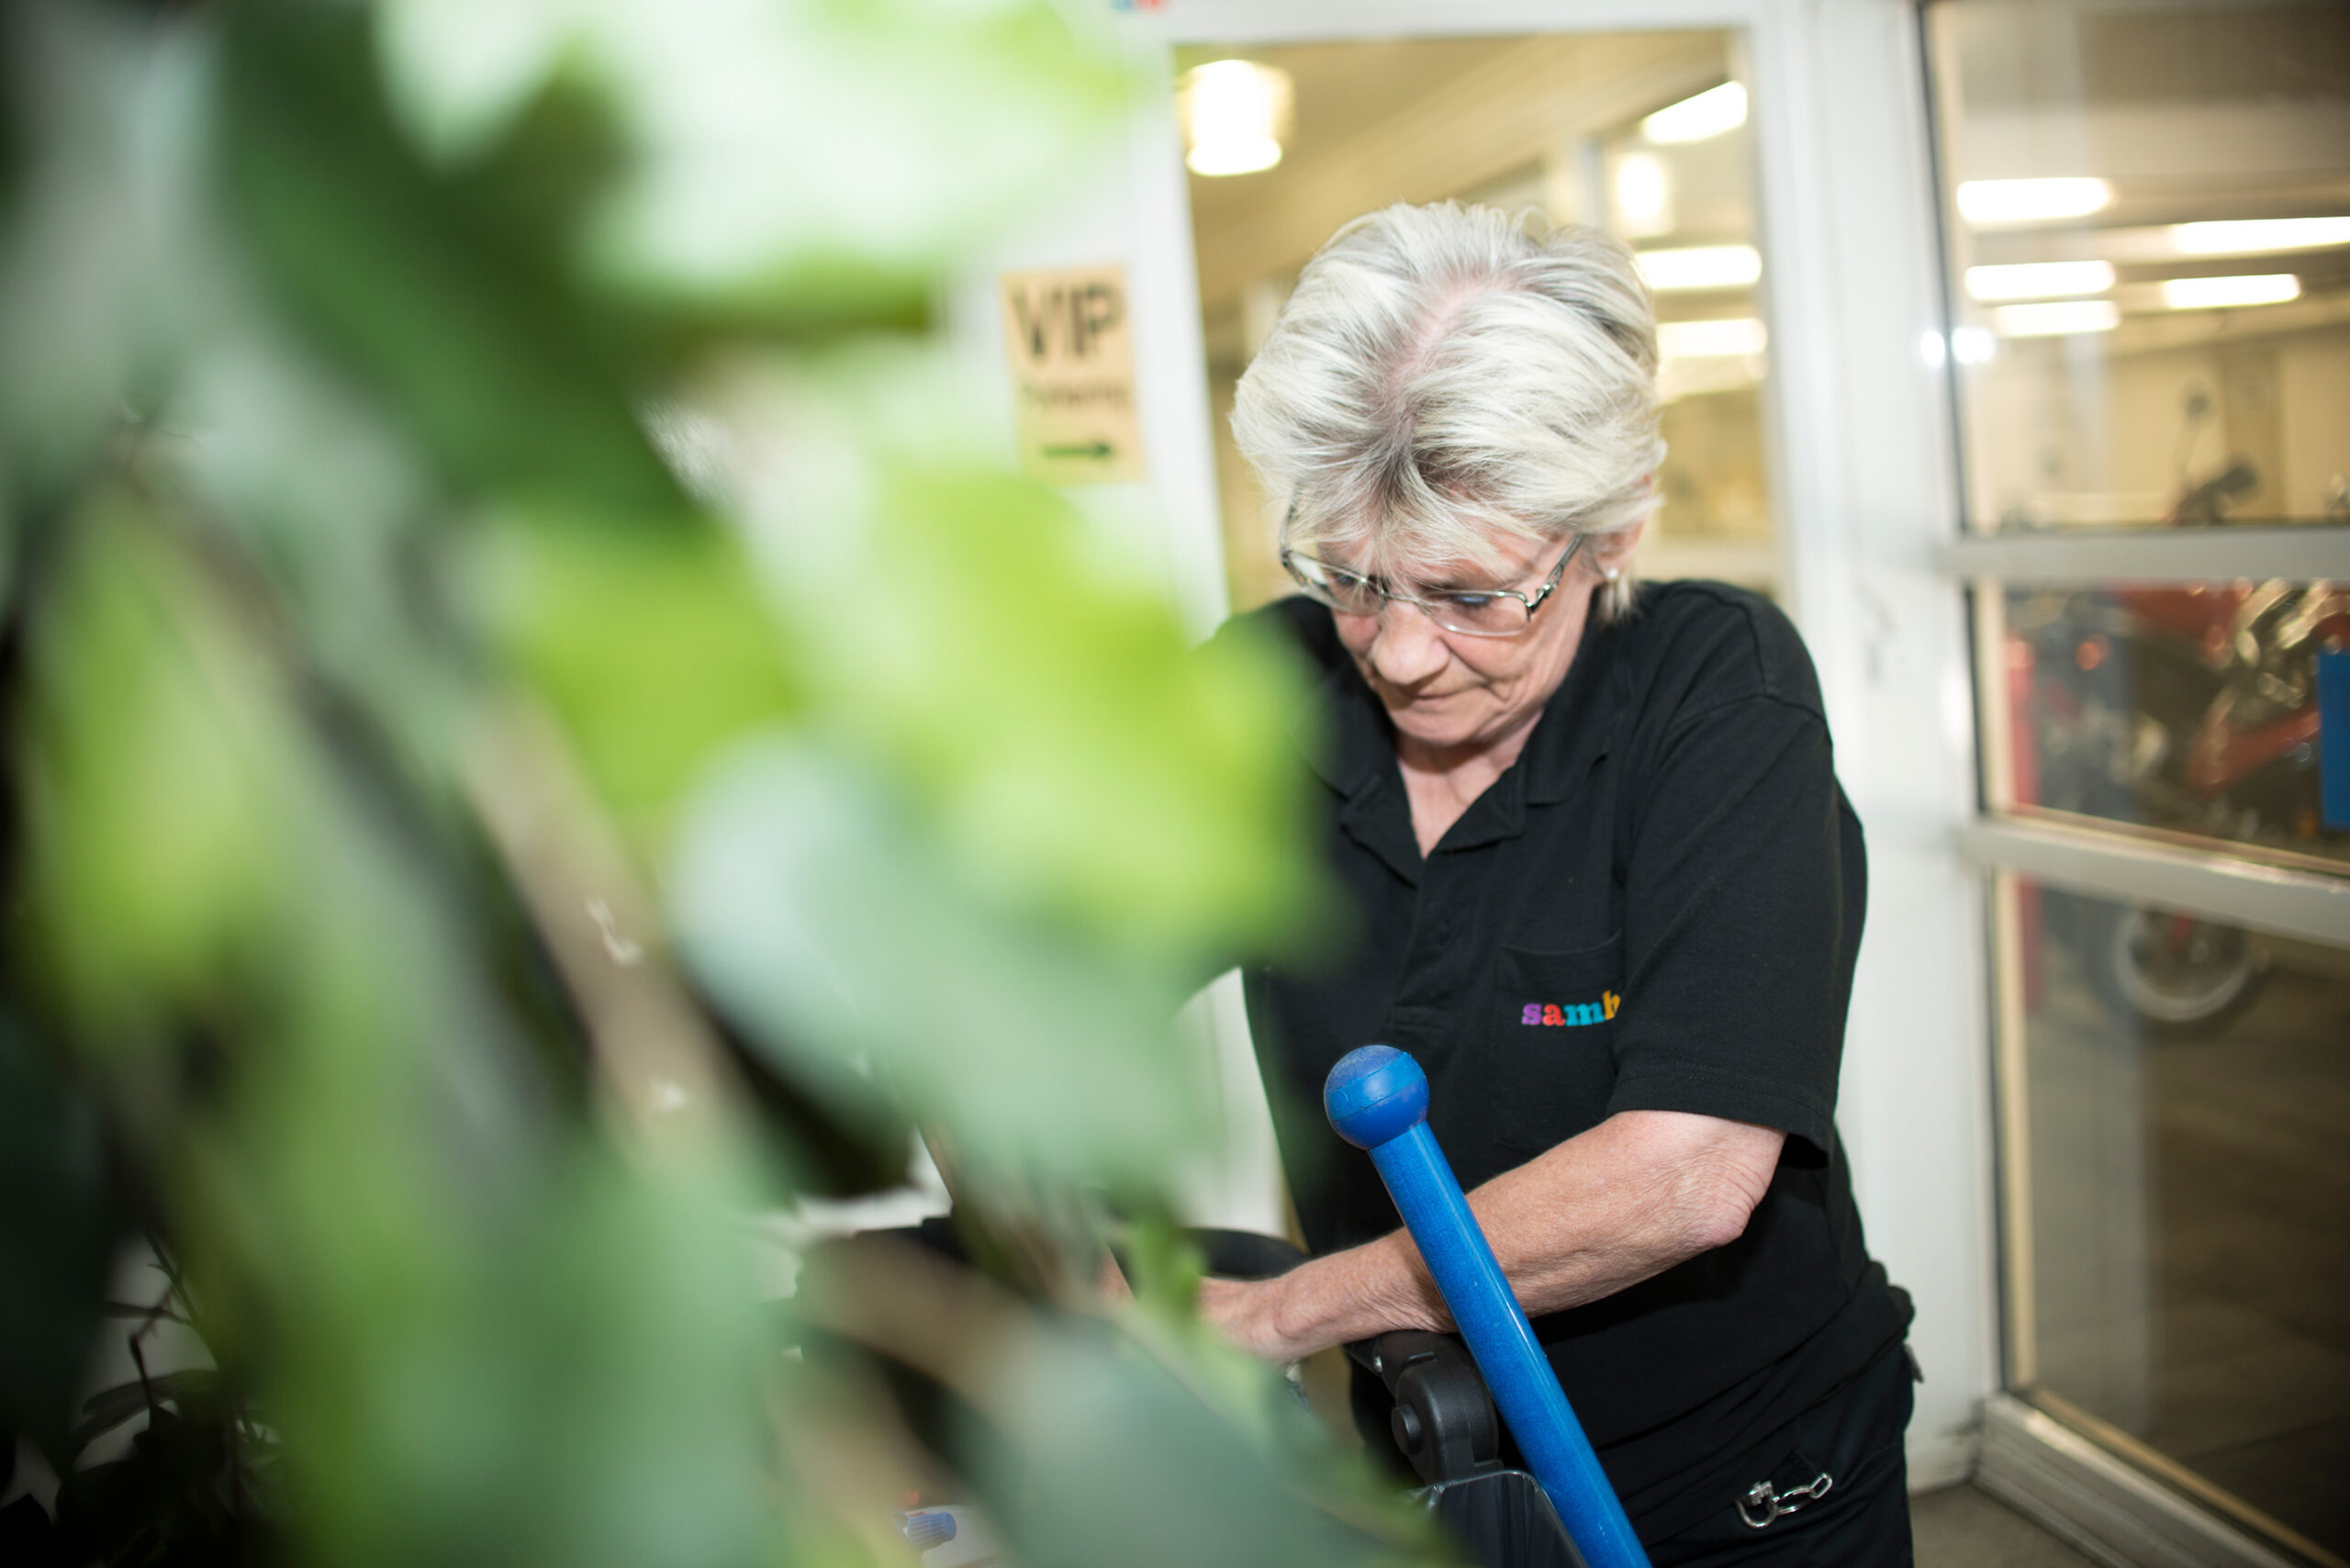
[1232,202,1664,622]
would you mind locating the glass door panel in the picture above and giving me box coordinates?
[1936,6,2350,1562]
[2001,878,2350,1559]
[1928,1,2350,532]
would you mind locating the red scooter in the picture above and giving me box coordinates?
[2004,571,2346,1034]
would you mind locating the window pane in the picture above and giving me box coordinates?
[1928,2,2350,531]
[2008,880,2349,1556]
[1996,581,2350,868]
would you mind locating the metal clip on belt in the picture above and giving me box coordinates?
[1738,1472,1833,1529]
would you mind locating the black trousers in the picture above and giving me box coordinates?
[1644,1341,1919,1567]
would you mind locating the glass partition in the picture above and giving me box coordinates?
[2002,879,2349,1559]
[1928,1,2350,532]
[1936,6,2350,1560]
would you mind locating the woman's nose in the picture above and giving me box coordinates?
[1365,604,1450,684]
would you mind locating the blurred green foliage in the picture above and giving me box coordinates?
[0,1,1435,1565]
[479,508,802,825]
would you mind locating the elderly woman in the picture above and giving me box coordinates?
[1197,204,1915,1565]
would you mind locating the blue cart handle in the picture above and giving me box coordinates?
[1326,1046,1651,1568]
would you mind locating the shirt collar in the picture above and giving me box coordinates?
[1297,661,1423,883]
[1519,607,1628,806]
[1293,603,1629,853]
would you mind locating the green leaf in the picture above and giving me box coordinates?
[564,0,1136,325]
[256,1148,778,1568]
[798,465,1328,966]
[968,1319,1448,1568]
[471,506,801,830]
[672,742,1213,1196]
[14,494,297,1035]
[0,3,225,505]
[372,0,574,166]
[215,0,677,512]
[157,336,436,715]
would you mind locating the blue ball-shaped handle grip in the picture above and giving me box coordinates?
[1325,1045,1431,1149]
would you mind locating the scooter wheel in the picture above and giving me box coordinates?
[2090,904,2268,1036]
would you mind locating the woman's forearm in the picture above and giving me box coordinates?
[1199,1109,1784,1362]
[1480,1107,1783,1315]
[1195,1229,1443,1362]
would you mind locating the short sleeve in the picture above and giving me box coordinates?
[1603,695,1859,1159]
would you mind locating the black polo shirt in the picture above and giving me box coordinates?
[1225,582,1910,1541]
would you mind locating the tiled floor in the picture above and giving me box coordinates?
[1913,1484,2098,1568]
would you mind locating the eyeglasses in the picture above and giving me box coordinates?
[1280,534,1585,637]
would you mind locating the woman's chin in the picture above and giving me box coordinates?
[1387,708,1486,756]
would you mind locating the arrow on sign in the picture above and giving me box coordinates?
[1041,441,1114,460]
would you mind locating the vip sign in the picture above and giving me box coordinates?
[999,264,1147,486]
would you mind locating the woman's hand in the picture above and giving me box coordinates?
[1195,1240,1449,1364]
[1196,1273,1323,1364]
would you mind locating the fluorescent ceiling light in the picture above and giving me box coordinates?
[1658,318,1768,358]
[1956,178,2113,225]
[1964,261,2115,301]
[1179,61,1292,177]
[1641,83,1747,144]
[1992,299,2120,336]
[2169,218,2350,255]
[1189,137,1281,178]
[1638,245,1762,291]
[1920,329,1998,367]
[2160,273,2300,309]
[1615,153,1671,231]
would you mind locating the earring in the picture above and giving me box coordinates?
[1603,566,1621,581]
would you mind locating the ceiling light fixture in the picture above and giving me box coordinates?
[1641,82,1747,144]
[2169,218,2350,255]
[1657,318,1768,358]
[2160,274,2300,309]
[1615,153,1672,233]
[1964,261,2115,301]
[1951,326,1998,365]
[1178,60,1293,178]
[1992,299,2120,336]
[1638,245,1762,291]
[1956,178,2113,226]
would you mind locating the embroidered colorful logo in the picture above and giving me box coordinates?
[1521,993,1620,1026]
